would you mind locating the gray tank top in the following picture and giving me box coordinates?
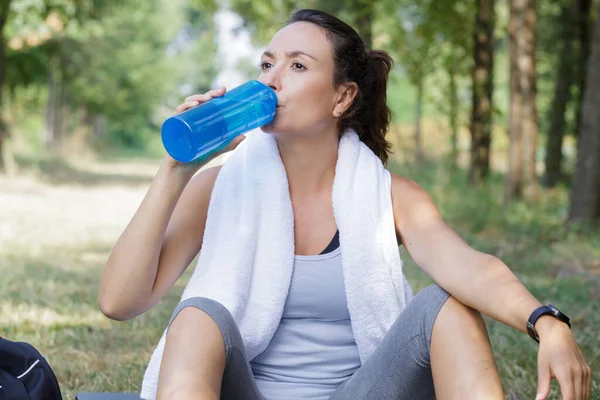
[250,246,361,399]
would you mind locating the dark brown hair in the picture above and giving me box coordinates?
[287,9,393,165]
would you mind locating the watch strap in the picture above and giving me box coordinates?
[527,304,571,342]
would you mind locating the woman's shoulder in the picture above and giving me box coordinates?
[389,172,432,204]
[388,171,438,225]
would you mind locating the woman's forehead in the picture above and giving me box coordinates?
[267,22,332,62]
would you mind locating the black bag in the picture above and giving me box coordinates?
[0,337,62,400]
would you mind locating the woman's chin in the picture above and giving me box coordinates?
[260,122,285,135]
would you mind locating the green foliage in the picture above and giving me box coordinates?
[223,0,325,46]
[66,0,182,146]
[223,0,383,48]
[2,0,597,217]
[4,0,220,151]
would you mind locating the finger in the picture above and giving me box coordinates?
[557,370,575,400]
[536,363,551,400]
[584,363,591,400]
[184,94,212,103]
[580,353,591,400]
[184,88,226,104]
[175,101,200,114]
[207,87,226,97]
[574,366,584,400]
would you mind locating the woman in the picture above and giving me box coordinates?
[98,9,591,400]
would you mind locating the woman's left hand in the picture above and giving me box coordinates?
[535,317,592,400]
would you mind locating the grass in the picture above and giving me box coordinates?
[0,156,182,397]
[0,134,598,399]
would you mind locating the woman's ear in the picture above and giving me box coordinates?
[334,82,358,116]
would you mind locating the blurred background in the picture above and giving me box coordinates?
[0,0,599,398]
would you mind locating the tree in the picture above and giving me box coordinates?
[0,0,110,168]
[352,0,373,48]
[573,0,593,138]
[505,0,537,200]
[0,0,13,170]
[64,0,198,148]
[391,1,436,163]
[386,0,469,164]
[469,0,495,185]
[224,0,376,49]
[414,0,473,167]
[543,1,578,187]
[568,2,600,223]
[2,0,206,155]
[222,0,301,46]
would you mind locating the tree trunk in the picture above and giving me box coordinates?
[505,0,538,201]
[449,60,459,168]
[355,0,372,48]
[521,0,538,199]
[45,54,67,151]
[53,72,66,149]
[0,0,12,172]
[568,3,600,223]
[506,6,524,198]
[92,115,106,139]
[415,79,424,163]
[544,3,576,187]
[45,58,57,149]
[574,0,593,139]
[469,0,495,185]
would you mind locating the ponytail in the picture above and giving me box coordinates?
[349,50,393,165]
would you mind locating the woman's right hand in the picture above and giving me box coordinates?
[163,87,247,176]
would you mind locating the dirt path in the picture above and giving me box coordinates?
[0,159,160,254]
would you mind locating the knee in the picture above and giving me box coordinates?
[437,295,487,334]
[167,305,219,340]
[412,285,489,346]
[168,297,240,345]
[415,284,484,325]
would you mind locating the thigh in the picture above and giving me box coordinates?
[163,297,266,400]
[329,284,450,400]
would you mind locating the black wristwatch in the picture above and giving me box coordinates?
[527,304,571,343]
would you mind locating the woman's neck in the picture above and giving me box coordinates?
[275,130,339,197]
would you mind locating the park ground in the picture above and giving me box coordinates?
[0,127,598,399]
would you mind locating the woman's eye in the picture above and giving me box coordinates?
[292,62,306,71]
[259,61,305,71]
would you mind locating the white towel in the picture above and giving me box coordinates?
[140,129,414,399]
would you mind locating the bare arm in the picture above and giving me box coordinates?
[390,173,543,333]
[98,87,245,321]
[98,162,221,320]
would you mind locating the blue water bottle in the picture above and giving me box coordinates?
[161,80,277,163]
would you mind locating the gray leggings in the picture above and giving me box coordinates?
[167,284,450,400]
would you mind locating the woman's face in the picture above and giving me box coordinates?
[258,22,345,136]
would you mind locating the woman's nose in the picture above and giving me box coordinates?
[259,71,280,92]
